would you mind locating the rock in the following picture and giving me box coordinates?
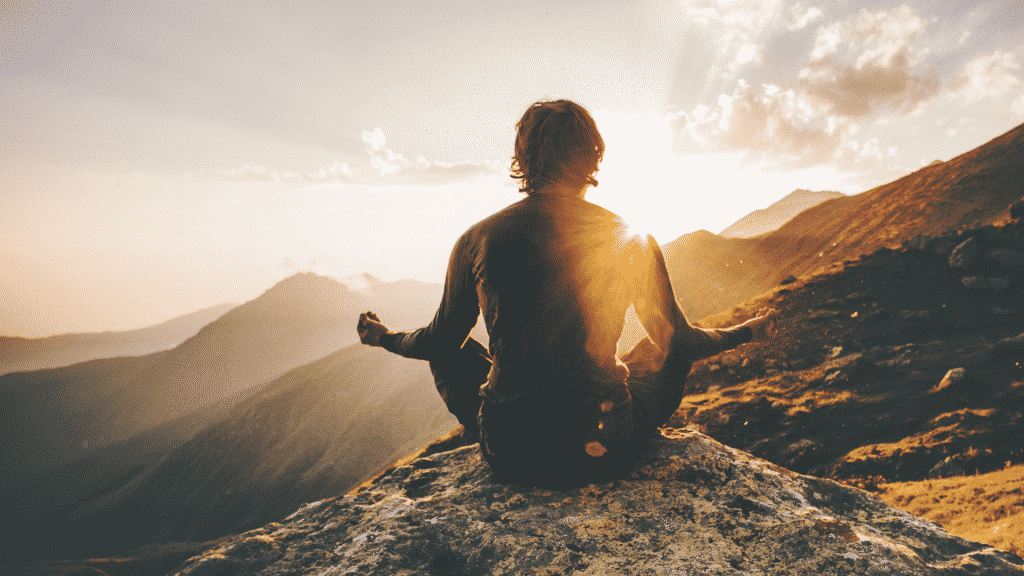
[929,449,999,479]
[807,310,842,321]
[929,367,967,394]
[171,430,1024,576]
[824,370,849,385]
[822,352,874,374]
[949,237,978,268]
[1010,197,1024,221]
[781,274,797,285]
[988,249,1024,268]
[900,310,931,321]
[994,333,1024,355]
[929,456,967,479]
[962,276,990,290]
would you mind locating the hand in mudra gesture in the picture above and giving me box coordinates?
[738,309,778,344]
[357,311,390,347]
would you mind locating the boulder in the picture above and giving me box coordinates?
[994,333,1024,355]
[962,276,990,291]
[822,352,874,374]
[171,430,1024,575]
[929,367,967,394]
[949,237,978,268]
[900,310,931,321]
[1010,197,1024,221]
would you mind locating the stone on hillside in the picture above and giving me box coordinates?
[929,367,967,394]
[994,333,1024,355]
[949,237,978,268]
[988,248,1024,268]
[962,276,990,290]
[781,274,797,285]
[900,310,931,321]
[822,352,874,374]
[824,370,849,385]
[1010,197,1024,221]
[171,430,1024,576]
[929,456,967,479]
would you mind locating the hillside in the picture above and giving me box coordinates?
[662,213,1024,549]
[0,343,458,567]
[663,121,1024,321]
[0,303,235,376]
[719,189,845,238]
[0,273,440,487]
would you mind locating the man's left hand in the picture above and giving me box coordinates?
[357,311,390,347]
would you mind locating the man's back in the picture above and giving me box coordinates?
[468,193,644,403]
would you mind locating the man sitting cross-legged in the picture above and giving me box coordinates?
[357,99,775,488]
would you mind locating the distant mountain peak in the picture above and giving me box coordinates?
[720,189,844,239]
[336,273,385,293]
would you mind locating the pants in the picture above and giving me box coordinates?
[428,334,693,488]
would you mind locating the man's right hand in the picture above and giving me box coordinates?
[739,309,778,344]
[357,311,390,347]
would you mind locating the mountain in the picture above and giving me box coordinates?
[0,303,236,376]
[719,189,845,238]
[0,273,441,487]
[0,343,459,567]
[664,214,1024,549]
[663,121,1024,321]
[162,429,1023,575]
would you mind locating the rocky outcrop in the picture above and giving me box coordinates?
[172,429,1023,575]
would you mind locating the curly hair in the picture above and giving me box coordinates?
[510,100,605,195]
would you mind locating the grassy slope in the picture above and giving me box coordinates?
[877,464,1024,558]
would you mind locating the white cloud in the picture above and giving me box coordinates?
[680,0,784,40]
[361,127,503,184]
[950,51,1021,103]
[677,79,843,168]
[205,129,502,186]
[205,161,354,184]
[788,3,823,31]
[799,6,940,117]
[1012,93,1024,116]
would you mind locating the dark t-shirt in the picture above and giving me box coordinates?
[381,193,748,404]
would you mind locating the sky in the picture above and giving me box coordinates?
[3,0,1024,337]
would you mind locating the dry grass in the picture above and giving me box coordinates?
[877,464,1024,558]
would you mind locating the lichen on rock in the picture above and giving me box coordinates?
[172,429,1024,575]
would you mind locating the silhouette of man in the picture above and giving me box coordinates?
[358,99,775,487]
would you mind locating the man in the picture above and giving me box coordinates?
[358,99,775,487]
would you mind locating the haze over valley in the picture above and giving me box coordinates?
[4,1,1024,574]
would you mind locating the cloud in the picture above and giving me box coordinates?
[950,51,1021,103]
[360,127,503,184]
[677,80,842,168]
[798,6,940,117]
[205,161,355,183]
[205,129,503,186]
[679,0,784,41]
[1013,93,1024,116]
[788,3,823,31]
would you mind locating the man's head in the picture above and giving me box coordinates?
[511,100,605,195]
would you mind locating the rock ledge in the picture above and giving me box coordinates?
[173,429,1023,575]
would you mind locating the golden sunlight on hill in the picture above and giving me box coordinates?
[877,464,1024,558]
